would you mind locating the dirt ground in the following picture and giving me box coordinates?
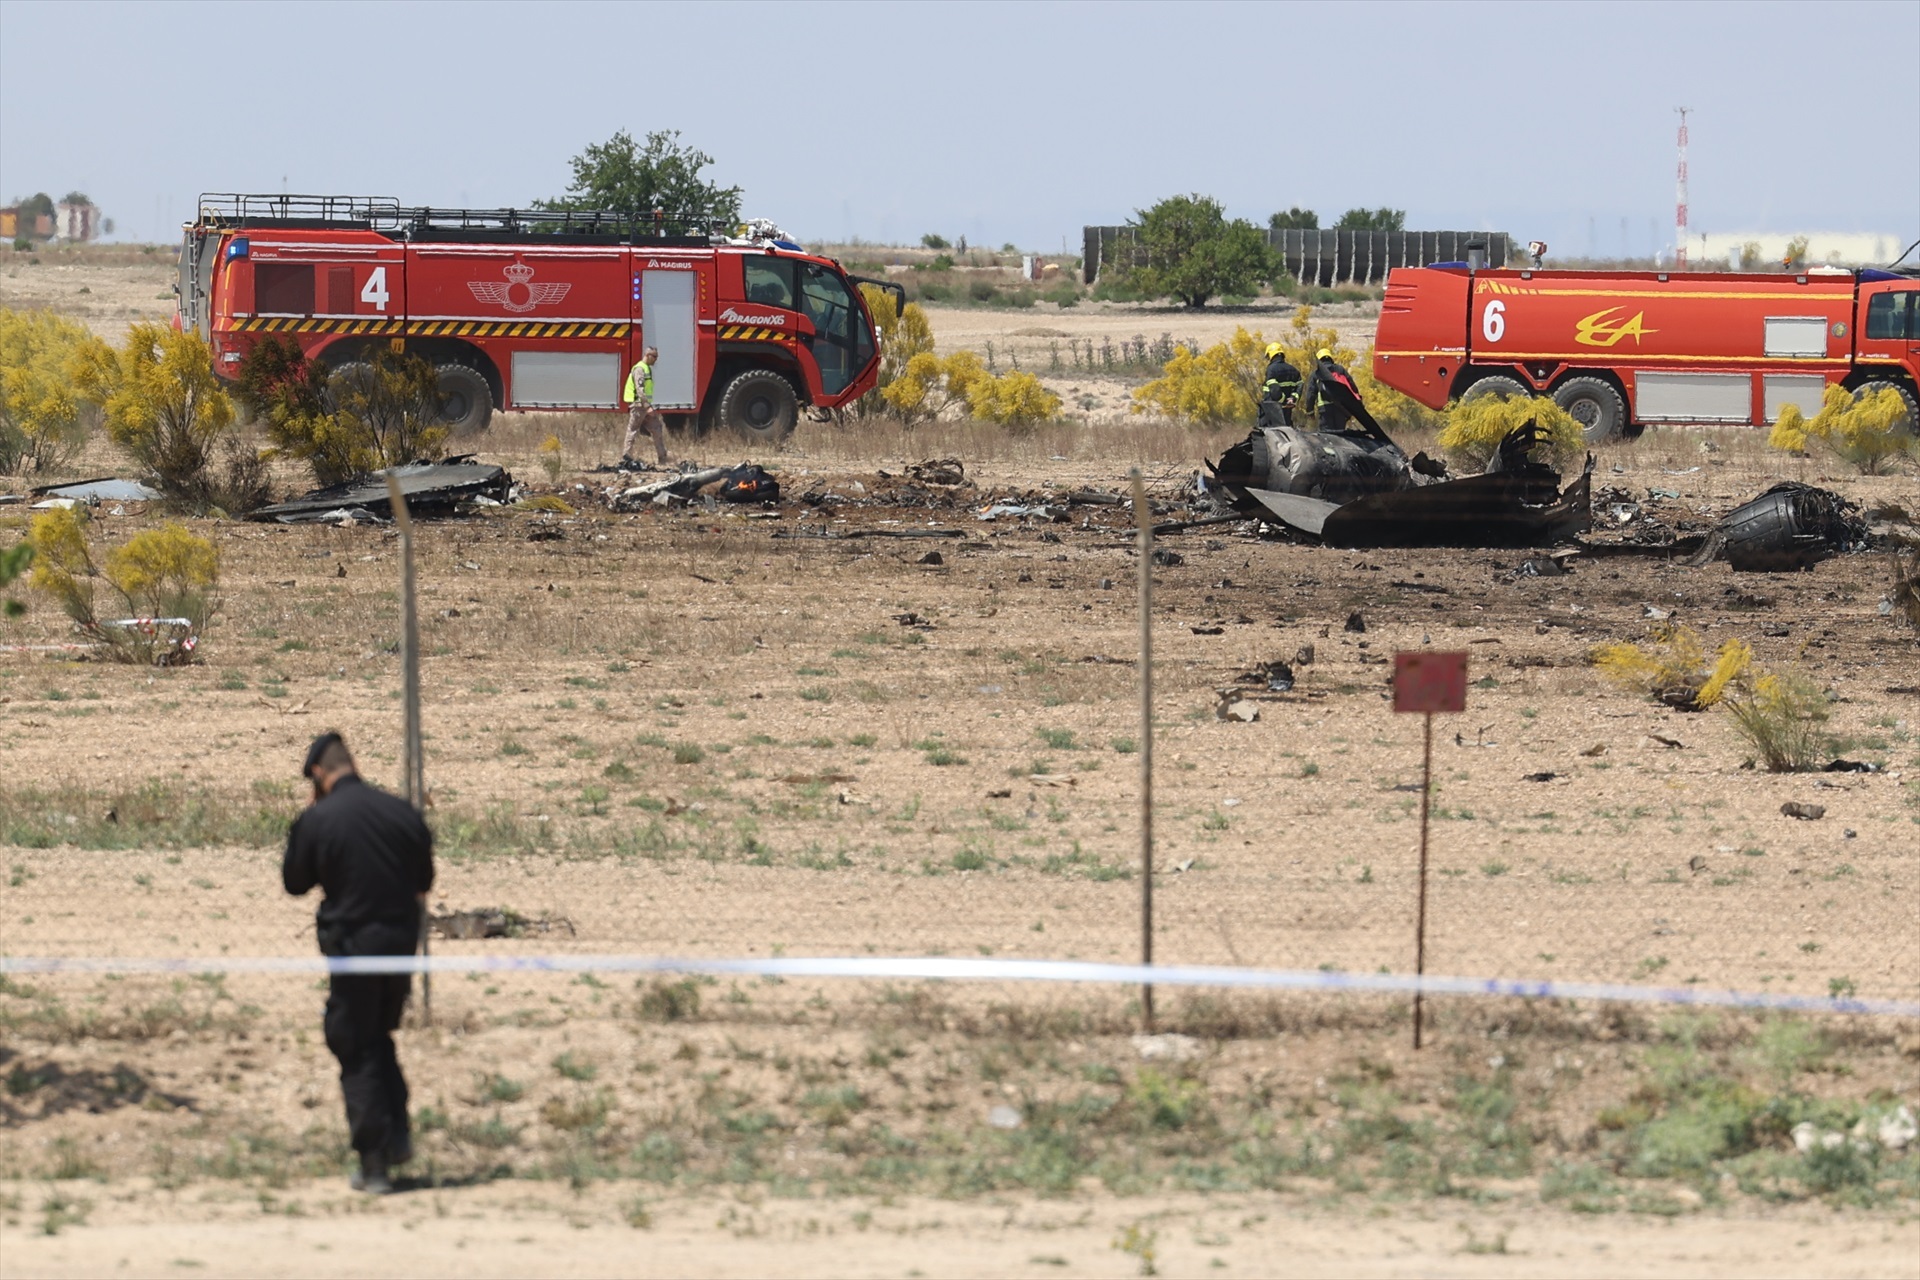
[5,1182,1917,1279]
[3,256,1919,1277]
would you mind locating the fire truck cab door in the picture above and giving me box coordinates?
[640,270,698,410]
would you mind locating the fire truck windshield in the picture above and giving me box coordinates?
[798,261,874,395]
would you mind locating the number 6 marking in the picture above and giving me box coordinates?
[361,266,390,313]
[1482,299,1506,343]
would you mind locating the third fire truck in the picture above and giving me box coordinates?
[1371,260,1919,442]
[176,194,903,442]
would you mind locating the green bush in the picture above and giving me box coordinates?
[1724,670,1833,772]
[1438,389,1586,472]
[27,508,220,663]
[239,338,447,486]
[93,323,267,512]
[0,308,110,475]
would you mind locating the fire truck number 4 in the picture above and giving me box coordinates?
[361,267,389,313]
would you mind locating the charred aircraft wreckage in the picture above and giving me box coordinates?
[1206,380,1593,548]
[1201,380,1865,569]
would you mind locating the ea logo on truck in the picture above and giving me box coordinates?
[468,259,572,314]
[1574,307,1656,348]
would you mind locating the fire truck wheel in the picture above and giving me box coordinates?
[1854,380,1918,435]
[1553,377,1627,444]
[718,370,799,445]
[433,365,494,436]
[323,362,377,411]
[1460,376,1532,403]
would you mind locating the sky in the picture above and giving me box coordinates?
[2,0,1916,260]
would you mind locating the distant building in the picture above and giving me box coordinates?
[55,202,102,242]
[1,201,99,243]
[1696,231,1907,269]
[1,208,55,240]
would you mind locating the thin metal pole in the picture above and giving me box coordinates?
[1413,711,1433,1049]
[385,475,429,1027]
[1132,470,1154,1033]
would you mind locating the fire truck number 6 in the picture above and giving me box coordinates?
[1373,258,1919,444]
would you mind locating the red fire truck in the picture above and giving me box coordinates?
[1371,263,1919,442]
[175,195,902,443]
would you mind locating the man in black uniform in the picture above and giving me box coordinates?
[283,732,434,1195]
[1259,342,1302,426]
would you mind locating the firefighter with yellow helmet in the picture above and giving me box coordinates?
[1259,342,1302,426]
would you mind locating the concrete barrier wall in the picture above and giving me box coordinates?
[1082,227,1513,286]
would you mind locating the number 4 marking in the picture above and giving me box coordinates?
[1482,298,1506,343]
[361,266,389,313]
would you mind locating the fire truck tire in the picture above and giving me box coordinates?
[322,361,377,411]
[718,370,799,445]
[1854,380,1918,435]
[433,364,493,436]
[1461,376,1532,403]
[1553,377,1627,444]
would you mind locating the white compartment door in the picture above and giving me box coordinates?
[1634,371,1751,423]
[510,351,620,408]
[1762,374,1831,422]
[1764,316,1828,358]
[641,270,698,410]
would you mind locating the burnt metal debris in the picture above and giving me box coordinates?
[607,462,780,511]
[30,477,165,503]
[1685,482,1866,571]
[1210,419,1593,549]
[249,458,511,523]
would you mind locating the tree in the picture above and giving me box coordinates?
[1127,194,1274,309]
[61,191,90,206]
[10,192,54,223]
[1334,207,1406,232]
[1269,207,1319,230]
[540,129,742,224]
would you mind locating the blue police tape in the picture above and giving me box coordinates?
[2,953,1916,1017]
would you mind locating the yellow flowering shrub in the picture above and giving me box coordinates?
[1437,391,1585,472]
[1770,384,1915,474]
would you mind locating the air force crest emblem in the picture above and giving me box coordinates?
[468,259,572,314]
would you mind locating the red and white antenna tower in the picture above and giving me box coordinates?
[1674,107,1691,270]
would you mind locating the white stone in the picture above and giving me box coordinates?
[1132,1033,1203,1063]
[1878,1105,1916,1151]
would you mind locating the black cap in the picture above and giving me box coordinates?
[303,732,345,780]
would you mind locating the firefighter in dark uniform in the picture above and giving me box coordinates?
[283,733,434,1195]
[1259,342,1302,426]
[1299,347,1357,433]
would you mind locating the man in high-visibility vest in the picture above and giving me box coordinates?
[622,345,669,467]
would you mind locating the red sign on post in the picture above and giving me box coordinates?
[1394,651,1468,714]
